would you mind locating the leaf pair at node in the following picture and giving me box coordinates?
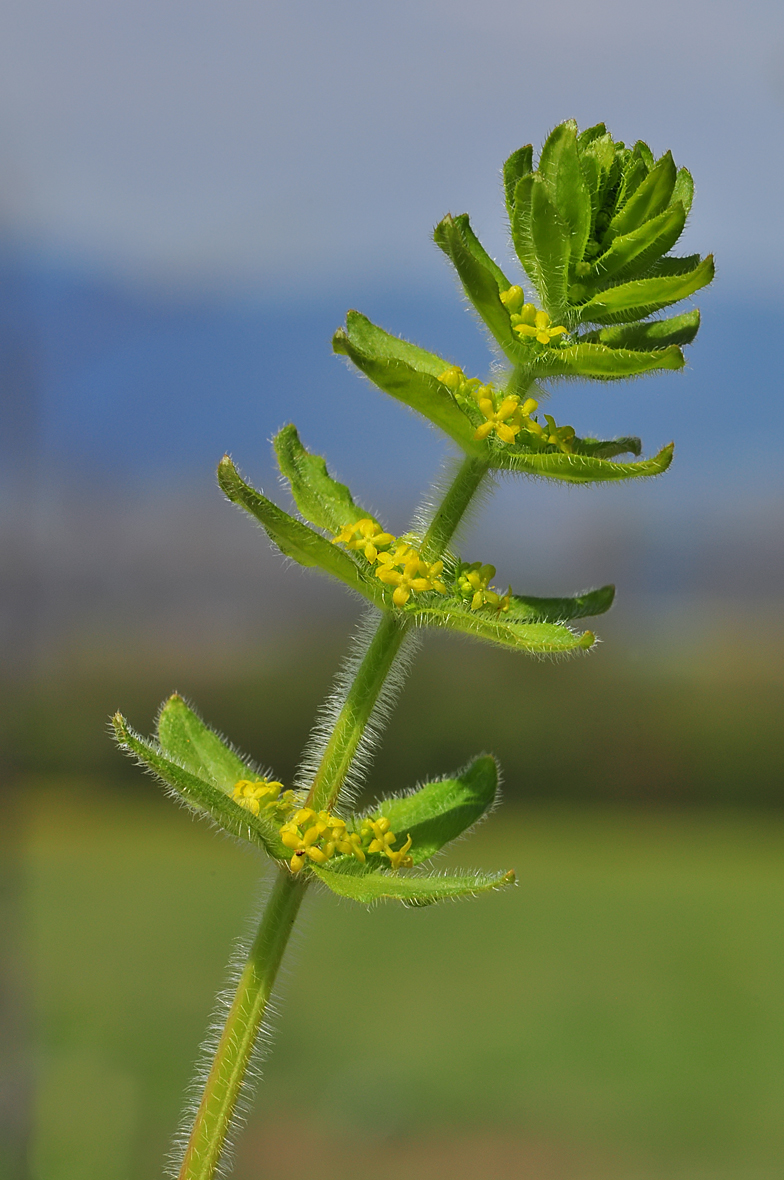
[334,311,674,479]
[113,696,514,906]
[219,428,614,655]
[433,119,713,380]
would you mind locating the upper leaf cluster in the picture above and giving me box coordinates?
[434,120,713,381]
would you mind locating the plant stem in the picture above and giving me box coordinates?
[177,868,307,1180]
[175,452,489,1179]
[306,454,490,813]
[419,455,489,561]
[306,608,411,813]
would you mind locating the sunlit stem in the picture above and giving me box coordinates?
[306,453,490,813]
[176,452,489,1180]
[176,868,307,1180]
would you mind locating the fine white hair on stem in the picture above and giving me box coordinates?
[410,454,496,553]
[294,607,421,811]
[166,871,313,1180]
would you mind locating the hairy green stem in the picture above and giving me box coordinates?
[176,452,489,1179]
[177,868,307,1180]
[419,455,489,562]
[306,609,411,813]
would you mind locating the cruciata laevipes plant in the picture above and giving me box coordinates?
[113,120,714,1180]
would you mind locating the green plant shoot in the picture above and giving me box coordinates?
[113,120,714,1180]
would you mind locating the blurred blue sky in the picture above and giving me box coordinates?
[0,0,782,293]
[0,0,782,509]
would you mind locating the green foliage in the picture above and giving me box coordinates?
[492,441,673,482]
[368,755,499,865]
[333,312,482,453]
[313,862,515,906]
[274,424,374,534]
[434,118,712,387]
[112,711,287,858]
[411,602,596,654]
[217,454,386,606]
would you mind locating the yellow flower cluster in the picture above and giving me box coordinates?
[456,562,511,612]
[232,778,296,816]
[376,542,447,606]
[332,517,394,562]
[438,366,576,454]
[333,519,447,607]
[279,808,413,874]
[499,286,568,345]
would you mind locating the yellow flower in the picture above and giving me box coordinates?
[474,394,521,445]
[511,304,567,345]
[360,818,414,870]
[456,562,511,612]
[279,808,414,873]
[499,285,525,314]
[332,517,395,562]
[232,778,287,816]
[375,545,447,606]
[437,366,482,401]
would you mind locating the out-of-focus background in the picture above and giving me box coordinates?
[1,2,783,1177]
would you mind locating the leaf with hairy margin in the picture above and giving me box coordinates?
[586,310,701,351]
[490,443,674,483]
[433,214,521,359]
[529,340,684,380]
[274,424,375,534]
[365,755,499,865]
[333,312,482,453]
[577,256,714,324]
[409,602,596,654]
[218,456,385,604]
[312,862,515,906]
[112,713,286,857]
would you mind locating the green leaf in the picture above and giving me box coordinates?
[409,601,596,654]
[505,584,615,622]
[570,436,642,459]
[632,140,655,171]
[312,862,515,907]
[538,121,591,264]
[576,122,607,150]
[217,456,384,603]
[451,213,512,291]
[112,713,286,857]
[433,215,520,360]
[671,167,694,216]
[368,755,499,865]
[586,203,686,286]
[615,155,648,209]
[157,694,250,791]
[491,442,674,483]
[337,309,448,377]
[577,255,714,324]
[606,151,676,241]
[512,175,571,318]
[333,313,481,453]
[532,341,684,379]
[503,144,533,221]
[274,424,373,534]
[590,309,701,351]
[648,253,703,278]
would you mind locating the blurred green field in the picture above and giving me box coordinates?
[5,622,784,807]
[20,784,784,1180]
